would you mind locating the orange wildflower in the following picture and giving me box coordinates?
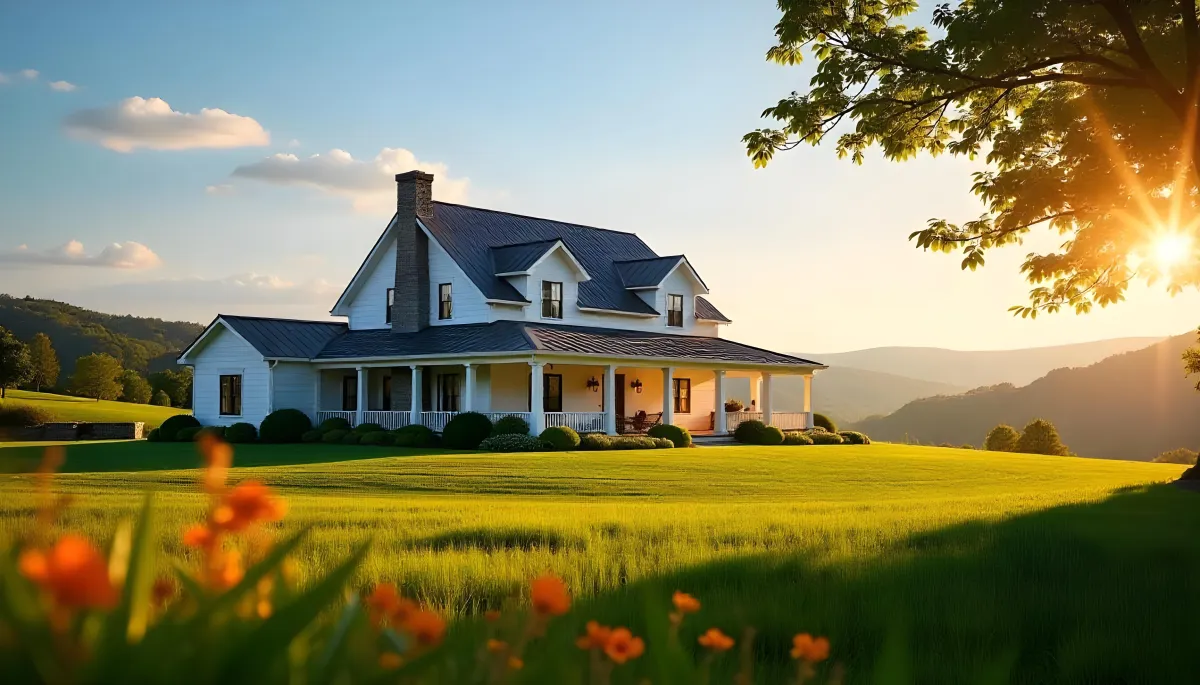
[405,608,447,647]
[603,627,645,664]
[206,548,243,590]
[576,620,613,650]
[379,652,403,670]
[790,633,830,663]
[484,609,502,622]
[487,638,508,653]
[182,524,217,548]
[530,573,571,616]
[151,577,177,608]
[365,583,418,628]
[198,434,232,494]
[18,535,118,609]
[697,627,734,652]
[672,591,701,614]
[212,481,286,532]
[507,656,524,670]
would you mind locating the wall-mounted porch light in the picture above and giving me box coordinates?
[630,378,643,394]
[586,376,600,392]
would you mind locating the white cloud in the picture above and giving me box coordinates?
[63,96,270,152]
[20,69,38,80]
[205,183,235,195]
[287,138,301,147]
[0,240,161,269]
[231,147,469,212]
[49,80,77,92]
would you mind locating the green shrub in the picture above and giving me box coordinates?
[579,433,613,450]
[393,424,437,448]
[340,432,361,445]
[609,436,661,450]
[259,409,313,443]
[813,413,837,433]
[959,444,976,450]
[838,430,870,445]
[352,422,384,435]
[759,425,784,445]
[478,433,545,452]
[145,428,161,442]
[539,425,581,450]
[0,404,54,427]
[301,429,324,443]
[651,437,675,449]
[225,422,258,443]
[808,430,844,445]
[1015,418,1069,456]
[1182,462,1200,481]
[491,415,531,436]
[647,423,691,448]
[151,389,172,407]
[158,414,200,441]
[1153,448,1198,465]
[319,416,352,432]
[733,419,767,444]
[196,426,226,441]
[359,431,393,446]
[783,431,813,446]
[441,412,494,449]
[321,429,349,444]
[984,424,1021,452]
[175,426,202,442]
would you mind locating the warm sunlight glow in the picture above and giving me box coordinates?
[1154,233,1193,268]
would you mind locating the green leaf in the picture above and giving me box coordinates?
[313,593,363,685]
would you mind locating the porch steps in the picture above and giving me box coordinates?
[691,434,738,447]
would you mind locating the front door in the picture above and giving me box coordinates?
[614,373,626,433]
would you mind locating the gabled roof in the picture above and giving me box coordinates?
[422,202,660,315]
[491,238,591,280]
[179,315,347,361]
[614,255,708,292]
[695,296,732,323]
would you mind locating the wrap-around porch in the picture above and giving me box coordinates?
[313,358,813,436]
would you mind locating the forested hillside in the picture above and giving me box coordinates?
[852,333,1200,460]
[0,295,203,375]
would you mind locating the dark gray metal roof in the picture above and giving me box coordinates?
[423,203,660,314]
[219,315,347,359]
[491,239,561,276]
[315,320,817,366]
[614,256,682,288]
[695,296,731,323]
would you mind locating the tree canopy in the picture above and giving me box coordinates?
[0,327,32,399]
[746,0,1200,315]
[28,332,59,392]
[119,369,153,404]
[69,353,124,401]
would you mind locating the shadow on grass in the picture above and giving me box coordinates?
[408,527,586,553]
[0,440,448,474]
[460,484,1200,684]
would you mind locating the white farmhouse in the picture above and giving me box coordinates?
[178,171,824,436]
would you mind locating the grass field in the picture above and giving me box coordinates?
[0,442,1194,683]
[0,388,190,428]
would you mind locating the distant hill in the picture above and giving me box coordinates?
[0,295,204,376]
[851,333,1200,460]
[802,337,1164,388]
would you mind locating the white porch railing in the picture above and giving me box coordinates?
[421,411,457,433]
[727,411,763,434]
[771,412,812,430]
[478,411,533,426]
[544,412,606,434]
[316,411,356,427]
[363,411,412,430]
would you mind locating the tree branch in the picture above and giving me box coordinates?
[1097,0,1185,114]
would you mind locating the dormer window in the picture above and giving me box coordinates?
[438,283,453,320]
[542,281,563,319]
[667,294,684,327]
[385,288,395,324]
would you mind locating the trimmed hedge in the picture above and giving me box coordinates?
[808,430,844,445]
[300,429,324,443]
[539,425,581,450]
[478,433,545,452]
[319,417,352,432]
[259,409,312,443]
[0,405,54,427]
[813,413,837,433]
[352,422,384,435]
[491,415,531,436]
[225,422,258,443]
[146,428,162,442]
[393,424,437,448]
[579,433,612,450]
[578,433,672,450]
[321,429,349,444]
[158,414,201,442]
[441,412,494,450]
[650,437,675,449]
[196,426,226,441]
[838,430,870,445]
[734,420,783,445]
[647,424,690,448]
[359,431,393,446]
[783,431,814,446]
[175,426,202,442]
[340,432,361,445]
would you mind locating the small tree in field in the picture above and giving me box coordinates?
[1016,419,1070,456]
[1185,328,1200,391]
[151,389,172,407]
[119,369,153,404]
[0,326,33,399]
[27,332,59,392]
[984,424,1021,452]
[69,353,124,401]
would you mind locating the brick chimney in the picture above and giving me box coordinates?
[392,171,433,332]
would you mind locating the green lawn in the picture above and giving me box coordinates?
[0,442,1193,683]
[0,389,190,428]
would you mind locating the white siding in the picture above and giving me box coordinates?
[191,326,270,427]
[345,238,396,330]
[428,238,489,325]
[272,362,319,421]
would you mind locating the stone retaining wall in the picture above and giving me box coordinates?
[0,422,145,441]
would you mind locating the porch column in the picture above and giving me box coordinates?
[529,361,545,435]
[803,373,813,428]
[662,366,674,425]
[409,365,422,423]
[761,372,773,426]
[750,376,760,411]
[355,366,367,426]
[603,364,617,435]
[462,363,474,412]
[714,370,727,435]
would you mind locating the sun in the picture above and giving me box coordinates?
[1153,233,1194,268]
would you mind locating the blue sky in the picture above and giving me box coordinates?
[2,0,1196,353]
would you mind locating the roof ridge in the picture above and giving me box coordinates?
[614,255,684,265]
[221,313,347,326]
[433,201,641,237]
[490,237,563,250]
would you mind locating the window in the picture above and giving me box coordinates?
[219,374,242,416]
[673,378,691,414]
[438,374,460,411]
[544,373,563,412]
[667,294,684,327]
[382,375,392,411]
[438,283,453,320]
[385,288,395,324]
[541,281,563,319]
[342,376,357,411]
